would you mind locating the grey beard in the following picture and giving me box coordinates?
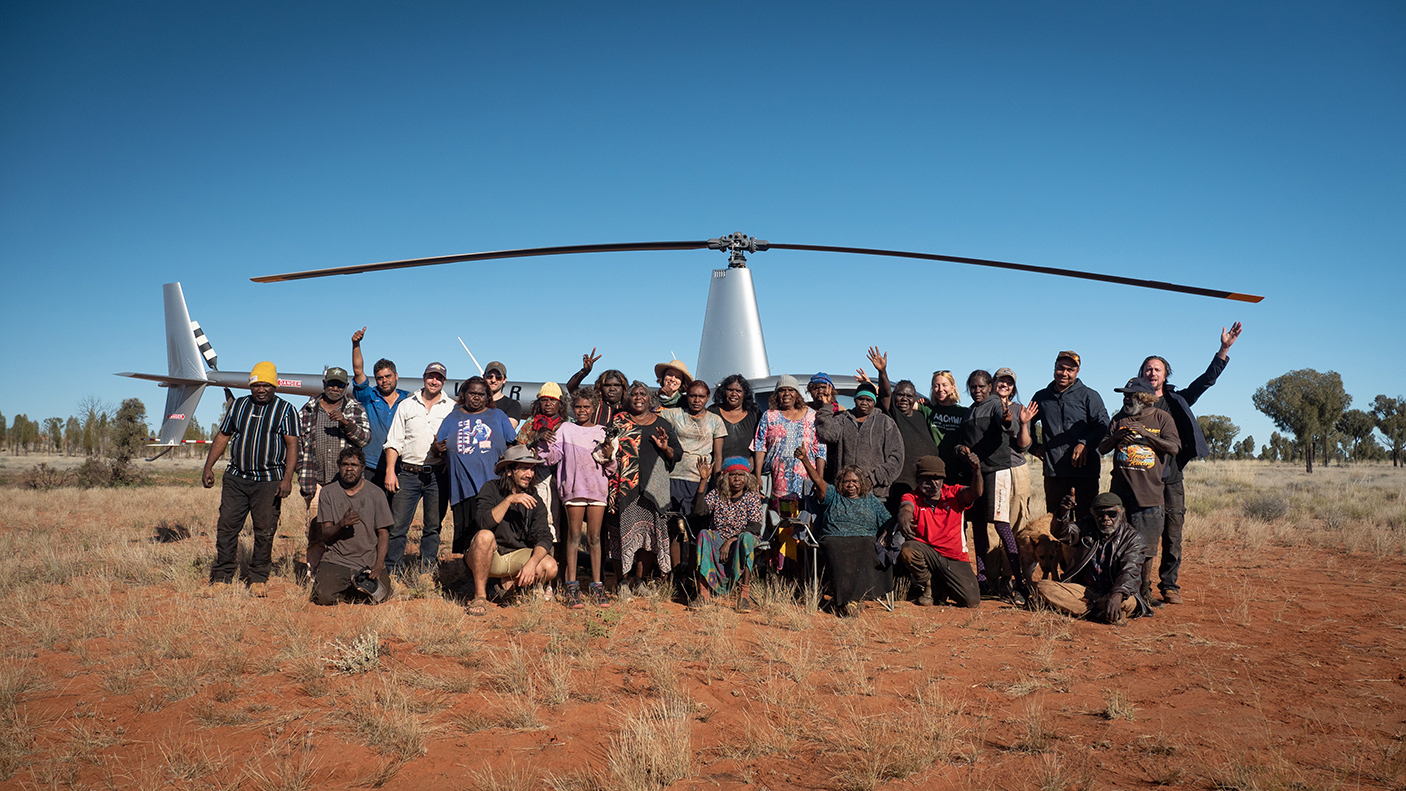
[1123,400,1145,417]
[1099,514,1129,537]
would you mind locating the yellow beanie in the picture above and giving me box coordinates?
[537,381,563,400]
[250,361,278,386]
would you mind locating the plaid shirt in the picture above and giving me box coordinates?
[297,395,370,497]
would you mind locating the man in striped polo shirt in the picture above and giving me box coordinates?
[203,361,301,593]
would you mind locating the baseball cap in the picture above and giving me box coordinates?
[485,361,507,378]
[1055,351,1081,367]
[1115,377,1155,395]
[994,367,1017,382]
[323,367,349,385]
[423,362,447,379]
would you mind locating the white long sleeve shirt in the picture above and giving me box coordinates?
[383,390,455,466]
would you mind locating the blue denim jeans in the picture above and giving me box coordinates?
[1126,504,1165,560]
[388,465,448,572]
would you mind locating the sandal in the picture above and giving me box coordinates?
[467,598,489,617]
[565,582,584,610]
[735,584,753,613]
[589,582,610,608]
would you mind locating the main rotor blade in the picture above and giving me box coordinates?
[768,242,1262,302]
[251,240,712,283]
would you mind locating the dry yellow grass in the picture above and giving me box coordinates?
[0,462,1404,789]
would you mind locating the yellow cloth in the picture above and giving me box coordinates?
[250,361,278,385]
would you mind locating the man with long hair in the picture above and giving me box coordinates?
[466,445,558,615]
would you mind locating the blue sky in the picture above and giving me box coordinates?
[2,2,1402,448]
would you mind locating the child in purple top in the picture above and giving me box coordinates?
[540,388,612,608]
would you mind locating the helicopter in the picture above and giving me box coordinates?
[120,232,1261,457]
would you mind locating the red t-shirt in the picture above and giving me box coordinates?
[903,486,972,562]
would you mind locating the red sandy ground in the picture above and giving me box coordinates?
[7,535,1406,791]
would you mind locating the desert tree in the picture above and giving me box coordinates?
[43,417,64,454]
[1260,431,1299,463]
[77,396,111,457]
[63,417,81,456]
[1371,395,1406,467]
[1252,369,1350,473]
[182,420,206,458]
[1233,435,1256,460]
[10,415,40,455]
[1335,409,1377,463]
[0,411,6,451]
[1196,414,1240,460]
[111,398,149,464]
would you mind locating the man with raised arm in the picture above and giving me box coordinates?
[351,327,409,495]
[896,450,984,609]
[1138,322,1243,605]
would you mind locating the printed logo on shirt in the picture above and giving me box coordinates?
[457,418,494,454]
[1116,443,1156,470]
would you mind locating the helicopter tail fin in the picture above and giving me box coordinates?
[150,283,210,449]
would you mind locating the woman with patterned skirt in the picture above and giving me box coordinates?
[691,455,765,611]
[601,381,683,597]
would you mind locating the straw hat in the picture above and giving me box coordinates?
[654,359,694,386]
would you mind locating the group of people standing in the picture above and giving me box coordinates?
[201,322,1243,624]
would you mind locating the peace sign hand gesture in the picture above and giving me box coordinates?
[581,348,602,374]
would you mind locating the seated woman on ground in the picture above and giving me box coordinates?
[691,455,765,612]
[794,446,894,617]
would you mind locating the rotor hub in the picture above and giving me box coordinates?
[707,232,770,268]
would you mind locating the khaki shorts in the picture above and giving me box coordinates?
[487,547,534,578]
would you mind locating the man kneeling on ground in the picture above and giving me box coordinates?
[897,449,983,609]
[466,445,559,616]
[312,448,394,605]
[1031,491,1151,624]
